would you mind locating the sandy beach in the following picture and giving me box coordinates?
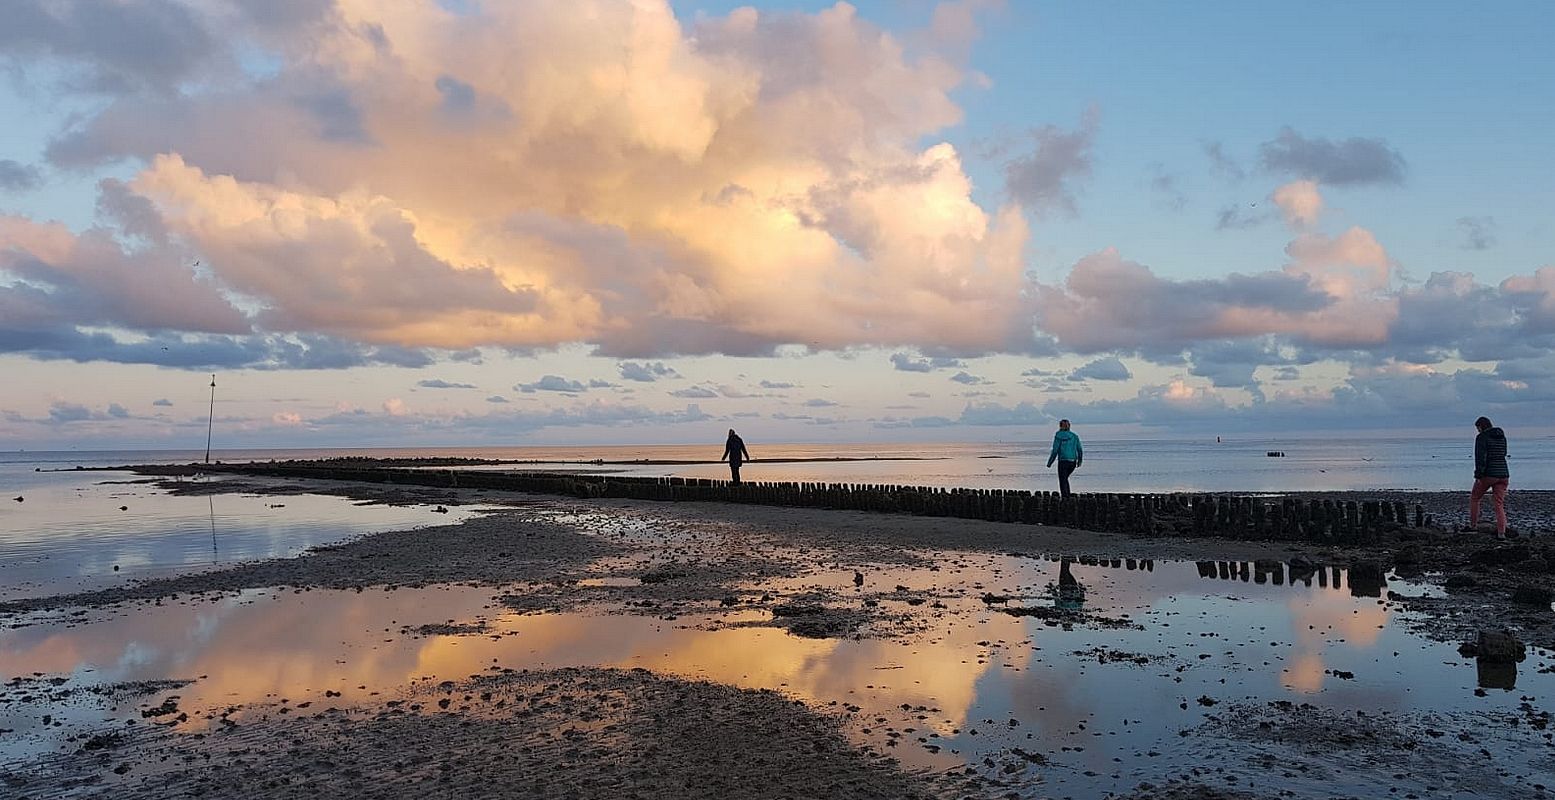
[2,473,1552,799]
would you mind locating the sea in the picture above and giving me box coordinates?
[2,436,1549,601]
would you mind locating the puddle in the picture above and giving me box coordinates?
[2,557,1551,797]
[0,469,495,601]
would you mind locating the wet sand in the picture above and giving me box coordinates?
[2,475,1553,799]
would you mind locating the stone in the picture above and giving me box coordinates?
[1510,585,1553,608]
[1444,574,1477,590]
[1471,630,1526,664]
[1470,545,1531,567]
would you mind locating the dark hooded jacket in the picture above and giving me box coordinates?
[1474,427,1510,479]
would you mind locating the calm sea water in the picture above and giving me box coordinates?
[6,435,1551,492]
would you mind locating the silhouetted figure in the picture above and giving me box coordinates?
[721,429,751,485]
[1468,416,1510,538]
[1045,419,1083,498]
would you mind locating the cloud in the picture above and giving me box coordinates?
[0,0,221,93]
[1215,204,1270,231]
[957,400,1047,426]
[1147,163,1186,212]
[151,398,173,406]
[106,402,130,418]
[949,370,988,385]
[517,375,588,394]
[0,160,43,191]
[588,379,616,389]
[758,380,796,389]
[1040,364,1555,433]
[9,1,1041,362]
[891,352,963,372]
[1068,357,1131,381]
[485,395,509,404]
[1457,216,1496,251]
[1202,141,1246,180]
[1,211,252,336]
[618,361,680,382]
[417,379,477,389]
[802,398,838,407]
[669,385,719,399]
[1258,127,1406,186]
[47,401,91,423]
[1002,108,1098,214]
[382,398,408,416]
[1272,180,1323,228]
[1034,248,1347,354]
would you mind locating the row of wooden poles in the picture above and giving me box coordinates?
[201,463,1429,545]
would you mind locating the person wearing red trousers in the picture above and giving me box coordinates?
[1468,416,1510,539]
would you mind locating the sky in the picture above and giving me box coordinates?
[1,0,1552,450]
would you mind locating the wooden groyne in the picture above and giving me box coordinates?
[165,463,1431,546]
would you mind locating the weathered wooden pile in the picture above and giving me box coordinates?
[191,462,1431,545]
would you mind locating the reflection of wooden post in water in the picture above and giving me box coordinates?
[209,494,218,564]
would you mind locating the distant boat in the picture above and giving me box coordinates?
[1266,451,1285,457]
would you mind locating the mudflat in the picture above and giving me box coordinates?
[1,475,1551,799]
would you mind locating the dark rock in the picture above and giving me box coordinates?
[771,602,824,617]
[1444,574,1477,590]
[1393,544,1422,565]
[1510,585,1553,608]
[1472,630,1526,664]
[1471,545,1531,567]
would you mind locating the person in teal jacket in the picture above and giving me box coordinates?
[1046,419,1083,498]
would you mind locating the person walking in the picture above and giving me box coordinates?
[1468,416,1510,538]
[1046,419,1083,498]
[721,429,751,485]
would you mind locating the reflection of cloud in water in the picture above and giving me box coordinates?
[1280,590,1390,694]
[1,587,1022,741]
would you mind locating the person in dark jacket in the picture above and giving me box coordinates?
[721,429,751,485]
[1469,416,1510,538]
[1045,419,1083,498]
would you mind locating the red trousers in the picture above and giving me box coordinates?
[1469,477,1508,534]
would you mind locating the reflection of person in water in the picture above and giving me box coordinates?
[1051,558,1086,611]
[720,429,751,485]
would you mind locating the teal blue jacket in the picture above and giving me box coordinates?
[1047,430,1082,466]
